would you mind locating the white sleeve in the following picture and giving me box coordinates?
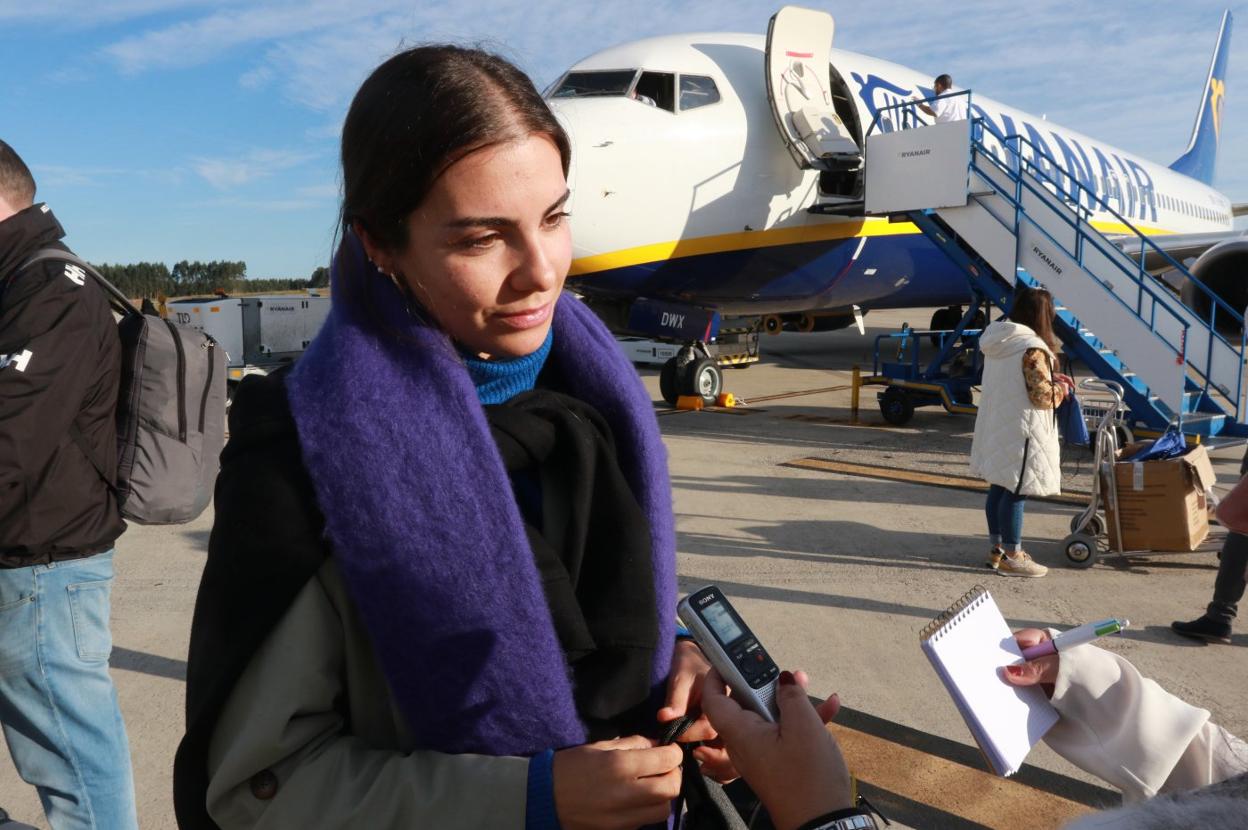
[1040,642,1214,802]
[1162,721,1248,792]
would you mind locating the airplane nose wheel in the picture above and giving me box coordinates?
[660,350,722,406]
[684,358,723,405]
[659,359,682,406]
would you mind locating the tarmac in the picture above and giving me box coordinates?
[2,307,1246,829]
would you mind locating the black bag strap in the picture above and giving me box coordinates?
[19,249,141,319]
[675,748,754,830]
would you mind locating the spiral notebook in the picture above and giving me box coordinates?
[920,586,1059,776]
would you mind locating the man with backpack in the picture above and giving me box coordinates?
[0,140,137,829]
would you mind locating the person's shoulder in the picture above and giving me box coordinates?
[1021,346,1052,365]
[1,248,114,338]
[225,368,298,451]
[215,367,322,526]
[4,246,81,303]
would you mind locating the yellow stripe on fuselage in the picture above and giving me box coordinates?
[569,217,1176,276]
[569,219,918,276]
[1090,221,1176,237]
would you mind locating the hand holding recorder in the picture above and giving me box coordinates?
[702,670,852,830]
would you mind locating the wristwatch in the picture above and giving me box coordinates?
[795,807,878,830]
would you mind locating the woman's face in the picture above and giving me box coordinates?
[372,133,571,359]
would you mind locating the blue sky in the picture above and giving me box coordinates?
[2,0,1244,278]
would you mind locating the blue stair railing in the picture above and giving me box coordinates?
[862,94,1246,435]
[865,90,973,136]
[965,135,1193,422]
[985,130,1246,423]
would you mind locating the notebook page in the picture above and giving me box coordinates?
[922,592,1059,776]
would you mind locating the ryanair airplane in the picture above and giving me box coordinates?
[546,7,1242,396]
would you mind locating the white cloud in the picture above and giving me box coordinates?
[31,163,185,189]
[51,0,1248,201]
[250,13,416,112]
[238,64,275,90]
[100,0,410,74]
[205,196,328,212]
[0,0,243,25]
[191,148,318,190]
[32,164,100,188]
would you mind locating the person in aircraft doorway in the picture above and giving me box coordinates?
[915,73,969,123]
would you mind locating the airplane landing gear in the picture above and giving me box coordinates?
[659,344,723,406]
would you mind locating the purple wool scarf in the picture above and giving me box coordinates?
[284,236,675,757]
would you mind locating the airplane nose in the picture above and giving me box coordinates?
[548,100,579,210]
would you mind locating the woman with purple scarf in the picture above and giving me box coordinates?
[172,47,737,829]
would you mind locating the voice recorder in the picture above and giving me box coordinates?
[677,585,781,722]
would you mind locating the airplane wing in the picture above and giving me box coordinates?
[1108,229,1248,275]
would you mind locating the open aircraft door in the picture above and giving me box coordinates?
[765,6,862,173]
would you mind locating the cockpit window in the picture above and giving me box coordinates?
[634,71,676,112]
[679,75,720,111]
[550,70,637,98]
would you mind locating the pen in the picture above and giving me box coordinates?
[1021,618,1130,660]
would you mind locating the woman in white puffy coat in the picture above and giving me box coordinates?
[969,286,1074,578]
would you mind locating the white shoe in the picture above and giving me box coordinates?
[997,551,1048,578]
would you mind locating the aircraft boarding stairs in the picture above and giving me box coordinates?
[860,98,1248,438]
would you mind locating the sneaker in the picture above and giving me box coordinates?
[986,546,1004,570]
[1171,616,1232,644]
[997,551,1048,578]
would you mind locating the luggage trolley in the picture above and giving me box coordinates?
[1062,378,1130,569]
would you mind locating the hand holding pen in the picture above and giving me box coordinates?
[1002,619,1129,696]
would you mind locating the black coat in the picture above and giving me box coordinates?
[0,204,125,563]
[174,370,329,829]
[174,368,662,828]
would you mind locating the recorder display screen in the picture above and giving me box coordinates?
[702,599,744,644]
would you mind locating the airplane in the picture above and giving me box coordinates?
[544,6,1245,405]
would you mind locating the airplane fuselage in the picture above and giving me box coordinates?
[548,34,1234,319]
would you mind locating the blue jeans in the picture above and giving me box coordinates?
[985,485,1028,552]
[0,551,136,830]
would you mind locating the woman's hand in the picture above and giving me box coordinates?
[658,640,739,782]
[1002,628,1059,698]
[1054,372,1075,395]
[552,735,682,830]
[700,669,852,830]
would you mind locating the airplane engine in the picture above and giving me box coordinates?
[1180,238,1248,331]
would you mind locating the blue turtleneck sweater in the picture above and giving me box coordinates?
[463,329,553,405]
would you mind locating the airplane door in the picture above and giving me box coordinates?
[765,6,861,173]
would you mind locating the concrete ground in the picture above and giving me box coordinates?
[2,307,1245,828]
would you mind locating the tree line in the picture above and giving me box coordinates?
[93,261,331,299]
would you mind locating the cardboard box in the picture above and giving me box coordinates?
[1103,443,1216,551]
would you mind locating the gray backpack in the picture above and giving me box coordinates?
[24,250,226,524]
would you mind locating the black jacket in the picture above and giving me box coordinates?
[175,369,328,829]
[0,204,126,564]
[174,370,328,829]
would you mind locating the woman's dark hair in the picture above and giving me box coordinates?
[334,45,571,325]
[1010,286,1061,352]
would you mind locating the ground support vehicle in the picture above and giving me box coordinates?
[166,294,330,395]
